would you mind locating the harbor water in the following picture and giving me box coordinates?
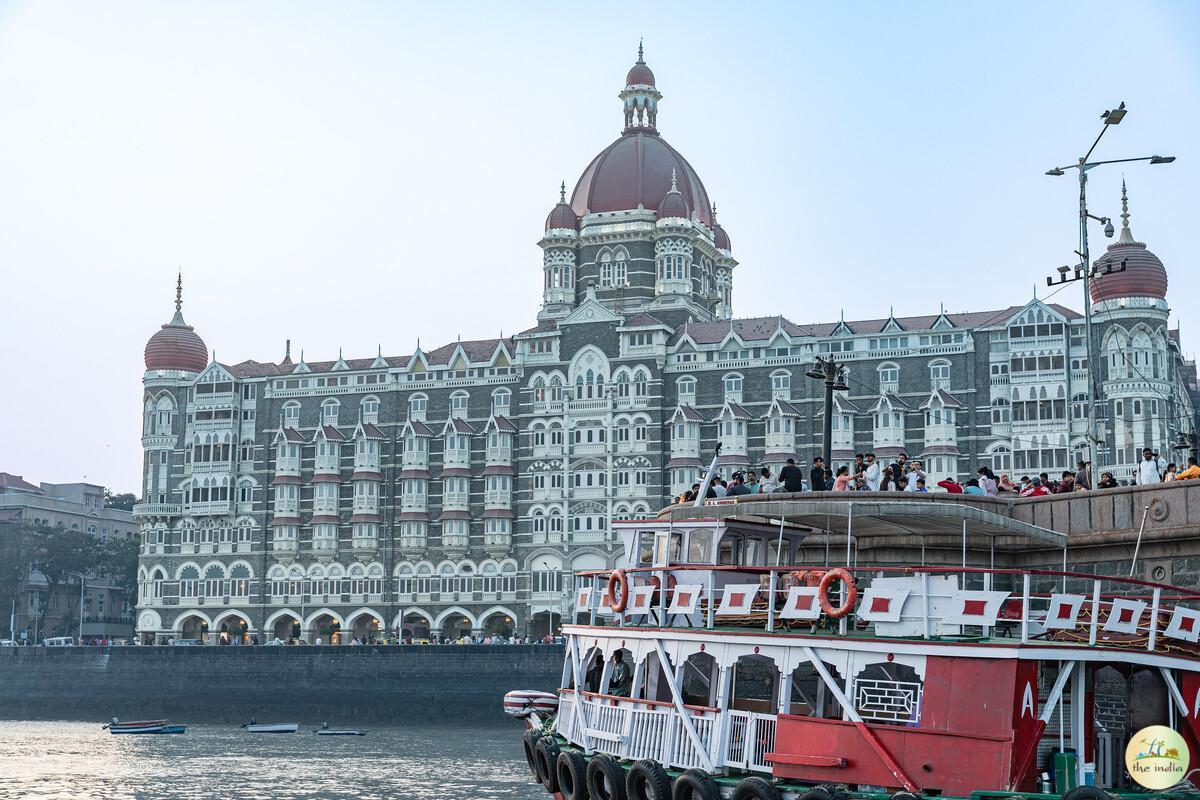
[0,720,544,799]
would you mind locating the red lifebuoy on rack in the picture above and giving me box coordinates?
[605,570,629,613]
[817,568,857,618]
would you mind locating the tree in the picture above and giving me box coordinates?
[103,491,138,512]
[29,525,101,638]
[100,536,139,593]
[0,522,36,638]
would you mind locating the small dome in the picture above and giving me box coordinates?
[714,223,731,252]
[657,170,689,219]
[145,276,208,372]
[545,183,579,231]
[626,41,655,87]
[1090,241,1167,302]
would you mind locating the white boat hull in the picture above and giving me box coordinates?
[244,723,298,733]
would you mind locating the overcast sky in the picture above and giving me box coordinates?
[1,1,1197,493]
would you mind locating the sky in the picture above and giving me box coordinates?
[0,1,1197,493]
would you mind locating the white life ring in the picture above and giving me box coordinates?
[503,689,560,718]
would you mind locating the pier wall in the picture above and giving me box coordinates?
[0,644,564,724]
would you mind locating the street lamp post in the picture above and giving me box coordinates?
[1044,102,1174,474]
[806,355,850,470]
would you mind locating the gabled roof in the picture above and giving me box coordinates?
[356,422,387,440]
[486,415,518,433]
[620,312,671,330]
[920,388,962,409]
[275,427,306,444]
[817,394,859,415]
[423,338,514,367]
[516,321,559,337]
[445,418,477,435]
[316,425,346,442]
[797,304,1082,336]
[764,399,803,417]
[0,473,42,494]
[404,420,435,437]
[669,316,812,346]
[670,406,706,423]
[714,402,752,421]
[867,392,912,413]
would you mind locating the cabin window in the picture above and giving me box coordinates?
[744,538,765,566]
[669,532,683,562]
[686,530,713,563]
[680,651,717,707]
[718,535,742,566]
[732,654,780,713]
[637,532,655,566]
[789,660,845,718]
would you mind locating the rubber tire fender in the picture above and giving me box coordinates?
[534,736,561,793]
[672,768,721,800]
[731,777,782,800]
[557,749,590,800]
[587,755,627,800]
[797,788,836,800]
[626,759,672,800]
[1062,788,1114,800]
[521,728,542,780]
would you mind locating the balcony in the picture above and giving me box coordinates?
[484,533,512,557]
[442,491,470,509]
[567,397,610,414]
[352,537,378,558]
[532,487,564,502]
[133,502,181,518]
[614,396,650,411]
[271,539,298,560]
[571,530,606,544]
[311,538,338,562]
[442,534,470,557]
[444,448,471,471]
[531,400,565,415]
[486,446,513,464]
[677,393,696,407]
[531,531,565,545]
[615,440,648,454]
[401,495,427,513]
[572,486,607,500]
[399,536,427,557]
[573,441,607,456]
[188,499,234,516]
[532,444,564,458]
[351,499,378,515]
[484,490,511,507]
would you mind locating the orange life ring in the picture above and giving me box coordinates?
[817,568,857,618]
[605,570,629,613]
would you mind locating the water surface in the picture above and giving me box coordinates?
[0,721,545,799]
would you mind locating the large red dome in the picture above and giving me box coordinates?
[570,131,713,227]
[1090,241,1168,302]
[145,318,208,372]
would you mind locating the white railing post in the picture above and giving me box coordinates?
[707,570,715,629]
[921,572,931,639]
[1088,580,1101,646]
[1149,587,1161,652]
[1021,573,1031,644]
[766,570,777,632]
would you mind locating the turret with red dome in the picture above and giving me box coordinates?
[1090,181,1168,303]
[144,274,208,373]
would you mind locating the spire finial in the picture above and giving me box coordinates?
[669,168,678,193]
[559,180,566,203]
[284,339,291,361]
[1118,178,1135,244]
[175,271,183,313]
[711,202,718,224]
[338,346,343,358]
[377,343,382,357]
[637,38,644,64]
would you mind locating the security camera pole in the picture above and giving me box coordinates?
[806,355,850,471]
[1044,102,1174,472]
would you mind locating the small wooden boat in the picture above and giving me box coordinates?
[241,721,299,733]
[154,725,187,734]
[314,723,366,736]
[104,718,169,734]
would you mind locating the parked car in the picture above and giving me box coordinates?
[0,639,18,647]
[43,637,75,647]
[170,638,203,646]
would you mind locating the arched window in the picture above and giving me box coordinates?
[1071,393,1087,419]
[321,398,339,426]
[991,398,1010,424]
[408,393,427,420]
[677,376,696,400]
[492,389,511,417]
[633,369,649,397]
[771,370,791,399]
[360,396,380,424]
[613,247,629,286]
[929,360,951,386]
[599,250,613,287]
[723,373,743,399]
[178,565,200,598]
[878,362,899,389]
[449,391,469,419]
[282,401,301,427]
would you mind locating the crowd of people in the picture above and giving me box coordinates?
[676,449,1200,502]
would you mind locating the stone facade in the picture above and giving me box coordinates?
[132,50,1199,644]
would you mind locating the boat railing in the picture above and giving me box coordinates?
[572,564,1200,655]
[556,688,770,773]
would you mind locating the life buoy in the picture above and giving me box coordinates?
[817,568,857,618]
[605,570,629,613]
[503,689,559,718]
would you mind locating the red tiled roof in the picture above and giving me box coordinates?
[920,445,962,456]
[517,321,558,336]
[358,423,386,440]
[440,468,472,478]
[406,421,434,437]
[310,473,341,483]
[772,400,803,416]
[270,475,302,485]
[349,513,382,523]
[399,469,431,480]
[869,393,911,412]
[319,425,346,442]
[350,470,382,481]
[438,510,471,520]
[482,508,514,519]
[0,473,42,493]
[398,511,429,521]
[279,428,306,443]
[270,516,301,526]
[920,389,961,409]
[482,465,513,476]
[490,416,517,433]
[671,406,705,423]
[450,418,477,435]
[423,338,513,366]
[666,457,703,468]
[621,313,670,329]
[309,514,341,525]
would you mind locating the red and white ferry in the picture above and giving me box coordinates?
[506,490,1200,800]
